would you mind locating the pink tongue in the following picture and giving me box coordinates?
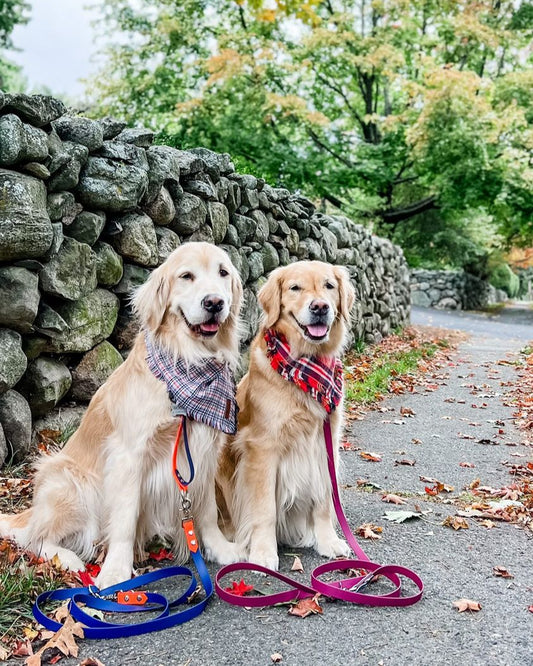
[200,321,220,333]
[307,324,328,338]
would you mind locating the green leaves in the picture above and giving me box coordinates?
[89,0,533,257]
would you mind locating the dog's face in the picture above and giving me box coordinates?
[258,261,355,357]
[133,242,242,351]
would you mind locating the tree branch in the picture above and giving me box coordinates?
[381,195,438,225]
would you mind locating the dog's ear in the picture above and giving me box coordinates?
[132,265,171,332]
[258,267,284,328]
[229,264,243,321]
[333,266,355,322]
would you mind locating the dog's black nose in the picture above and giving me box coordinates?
[202,295,225,314]
[309,300,329,317]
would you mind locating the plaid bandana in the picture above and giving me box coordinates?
[264,329,343,414]
[145,334,238,434]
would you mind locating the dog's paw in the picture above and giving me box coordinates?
[56,550,86,572]
[96,563,133,590]
[316,537,351,560]
[206,539,245,566]
[248,547,279,572]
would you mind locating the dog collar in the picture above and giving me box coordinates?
[264,329,343,414]
[145,333,238,434]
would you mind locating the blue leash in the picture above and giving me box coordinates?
[33,416,214,638]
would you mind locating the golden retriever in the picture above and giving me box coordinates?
[218,260,355,570]
[0,242,243,588]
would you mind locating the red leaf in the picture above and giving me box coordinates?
[149,547,174,561]
[77,570,95,587]
[224,579,254,596]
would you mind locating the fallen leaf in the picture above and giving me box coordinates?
[442,516,469,530]
[381,493,407,505]
[479,520,497,529]
[271,654,283,663]
[288,594,323,618]
[0,646,9,660]
[492,566,514,579]
[11,640,33,658]
[224,579,254,596]
[79,659,106,666]
[148,547,174,561]
[459,462,476,468]
[411,438,422,445]
[360,451,382,462]
[400,406,416,416]
[383,510,422,523]
[394,459,416,466]
[25,615,84,666]
[453,598,481,612]
[291,556,304,573]
[357,523,383,539]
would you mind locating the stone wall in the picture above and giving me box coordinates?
[410,269,508,310]
[0,93,411,466]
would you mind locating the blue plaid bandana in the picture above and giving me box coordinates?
[144,333,238,435]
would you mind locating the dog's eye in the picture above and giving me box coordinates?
[289,284,301,291]
[219,268,229,277]
[180,272,194,281]
[325,281,335,290]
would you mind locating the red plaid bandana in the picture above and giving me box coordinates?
[145,334,238,434]
[264,329,343,414]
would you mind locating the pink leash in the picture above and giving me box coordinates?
[215,419,423,608]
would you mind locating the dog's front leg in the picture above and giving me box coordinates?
[239,444,280,571]
[97,439,142,589]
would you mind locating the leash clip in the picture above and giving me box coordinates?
[349,572,378,593]
[87,584,114,601]
[180,491,192,518]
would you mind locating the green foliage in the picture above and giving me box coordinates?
[345,344,437,405]
[489,262,520,297]
[0,0,30,91]
[89,0,533,264]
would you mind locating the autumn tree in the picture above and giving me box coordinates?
[91,0,533,268]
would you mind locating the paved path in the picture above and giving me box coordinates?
[40,306,533,666]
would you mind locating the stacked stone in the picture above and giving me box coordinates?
[0,93,410,465]
[410,269,507,310]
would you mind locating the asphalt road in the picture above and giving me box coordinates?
[26,304,533,666]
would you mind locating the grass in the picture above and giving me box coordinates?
[345,343,438,405]
[0,549,63,643]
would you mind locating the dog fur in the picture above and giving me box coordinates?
[0,242,243,588]
[218,260,355,570]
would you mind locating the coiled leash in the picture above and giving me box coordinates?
[33,415,214,638]
[215,420,424,609]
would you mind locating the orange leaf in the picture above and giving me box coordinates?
[288,594,323,618]
[453,598,481,612]
[360,451,382,462]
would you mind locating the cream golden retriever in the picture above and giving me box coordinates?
[0,242,243,588]
[218,260,355,570]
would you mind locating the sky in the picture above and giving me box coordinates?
[10,0,102,100]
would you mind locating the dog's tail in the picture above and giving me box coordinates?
[0,508,33,547]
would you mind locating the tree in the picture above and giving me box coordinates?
[90,0,533,267]
[0,0,31,90]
